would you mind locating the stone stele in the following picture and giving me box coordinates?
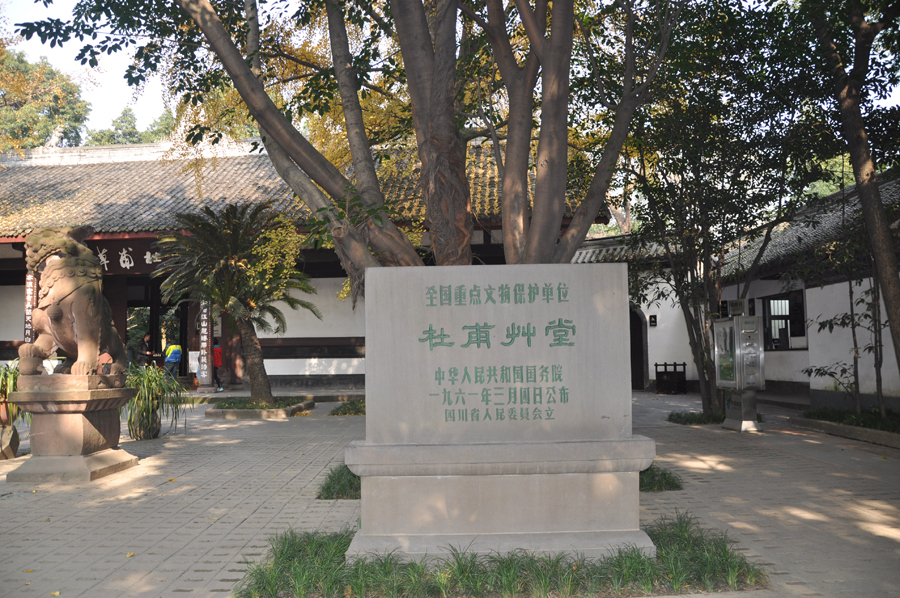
[345,263,656,560]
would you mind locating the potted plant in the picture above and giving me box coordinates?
[0,361,21,459]
[124,363,190,440]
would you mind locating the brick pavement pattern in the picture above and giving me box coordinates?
[0,402,364,597]
[0,390,897,597]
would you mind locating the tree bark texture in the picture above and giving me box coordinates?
[811,2,900,385]
[235,318,274,402]
[391,0,473,265]
[524,0,574,263]
[484,0,542,264]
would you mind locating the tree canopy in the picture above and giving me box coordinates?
[16,0,682,293]
[86,107,175,145]
[0,48,90,151]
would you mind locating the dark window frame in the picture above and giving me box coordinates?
[762,290,805,351]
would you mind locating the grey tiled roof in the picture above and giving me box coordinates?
[722,176,900,277]
[0,142,609,239]
[0,149,296,238]
[571,234,667,264]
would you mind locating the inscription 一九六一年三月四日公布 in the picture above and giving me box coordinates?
[425,282,570,307]
[429,363,570,425]
[418,319,576,350]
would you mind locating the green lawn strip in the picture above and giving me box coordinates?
[233,511,766,597]
[802,407,900,434]
[668,411,764,425]
[318,463,682,500]
[329,399,366,416]
[213,397,303,410]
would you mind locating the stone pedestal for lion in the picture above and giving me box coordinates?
[7,374,138,483]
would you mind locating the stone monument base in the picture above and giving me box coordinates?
[7,374,138,483]
[723,390,761,432]
[7,448,138,483]
[345,437,656,560]
[0,425,19,459]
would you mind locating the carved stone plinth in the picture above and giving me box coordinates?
[0,425,19,460]
[7,374,138,483]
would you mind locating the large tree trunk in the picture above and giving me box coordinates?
[391,0,473,266]
[523,0,574,263]
[235,318,274,403]
[810,2,900,385]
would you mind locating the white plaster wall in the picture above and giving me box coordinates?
[641,295,698,381]
[264,358,365,376]
[807,281,900,396]
[0,286,25,341]
[763,350,809,383]
[258,277,365,338]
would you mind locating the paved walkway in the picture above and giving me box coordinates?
[0,390,897,597]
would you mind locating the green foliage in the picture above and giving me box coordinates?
[214,397,301,410]
[0,49,89,150]
[86,107,142,145]
[141,109,175,142]
[154,201,321,333]
[303,194,403,250]
[802,362,858,400]
[0,360,24,424]
[86,107,175,145]
[329,400,366,416]
[803,407,900,434]
[124,363,189,440]
[316,463,361,500]
[234,512,766,598]
[639,464,683,492]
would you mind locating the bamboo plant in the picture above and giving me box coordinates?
[124,363,189,440]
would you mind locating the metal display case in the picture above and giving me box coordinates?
[713,316,765,432]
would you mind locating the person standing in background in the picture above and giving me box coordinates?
[164,341,182,379]
[213,337,223,392]
[136,332,153,367]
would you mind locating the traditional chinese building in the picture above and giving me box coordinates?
[0,140,554,388]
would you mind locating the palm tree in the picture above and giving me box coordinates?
[154,201,321,402]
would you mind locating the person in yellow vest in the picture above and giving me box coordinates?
[163,342,182,379]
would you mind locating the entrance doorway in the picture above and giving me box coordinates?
[629,308,649,390]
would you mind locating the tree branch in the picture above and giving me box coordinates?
[176,0,352,201]
[512,0,546,63]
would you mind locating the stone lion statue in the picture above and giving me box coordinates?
[18,226,127,379]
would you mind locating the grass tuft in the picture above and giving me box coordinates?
[234,511,767,598]
[639,464,683,492]
[802,407,900,434]
[330,399,366,416]
[317,463,361,500]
